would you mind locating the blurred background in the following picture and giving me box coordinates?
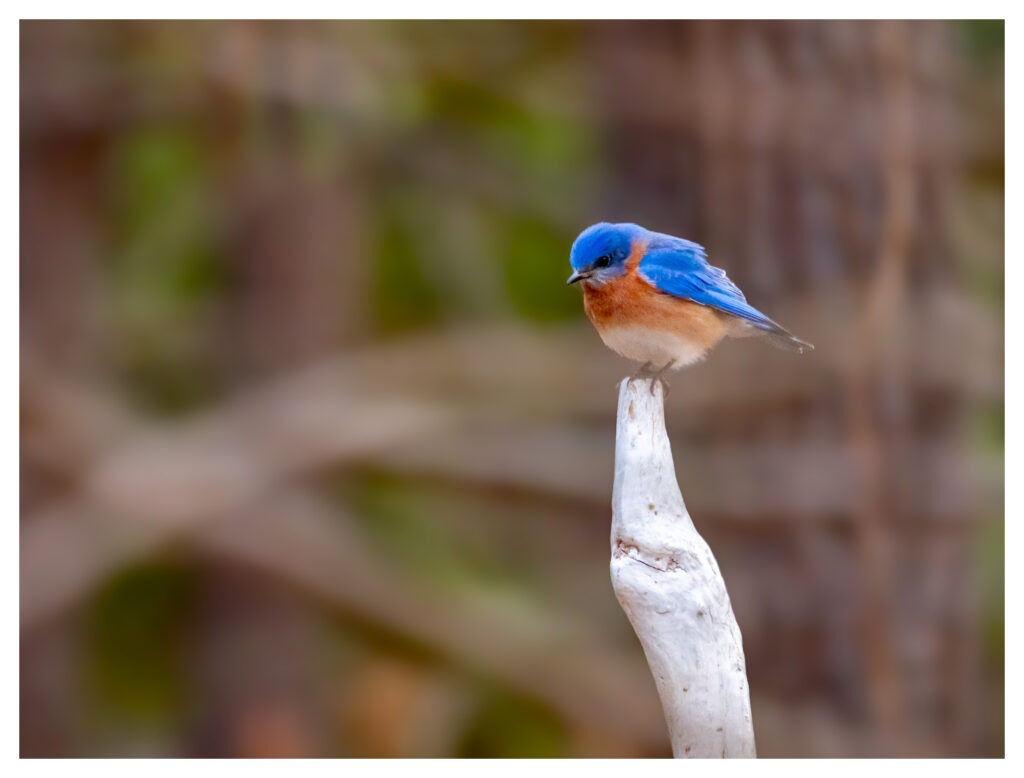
[20,20,1003,758]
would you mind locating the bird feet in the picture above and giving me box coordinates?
[629,361,676,396]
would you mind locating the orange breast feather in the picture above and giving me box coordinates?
[582,239,729,353]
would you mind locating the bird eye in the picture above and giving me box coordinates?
[594,255,611,268]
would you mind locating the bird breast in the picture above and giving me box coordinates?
[582,272,730,367]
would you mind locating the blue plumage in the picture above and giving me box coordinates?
[637,234,784,334]
[567,222,812,361]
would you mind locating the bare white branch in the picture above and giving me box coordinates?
[610,378,756,758]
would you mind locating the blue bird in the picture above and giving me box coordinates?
[567,222,812,376]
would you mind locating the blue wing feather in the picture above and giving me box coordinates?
[637,238,781,332]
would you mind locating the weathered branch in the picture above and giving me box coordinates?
[610,378,756,758]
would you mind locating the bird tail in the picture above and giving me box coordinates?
[754,326,814,354]
[731,318,814,354]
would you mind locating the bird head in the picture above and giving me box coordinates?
[567,222,643,286]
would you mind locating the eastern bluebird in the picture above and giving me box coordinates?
[567,222,812,378]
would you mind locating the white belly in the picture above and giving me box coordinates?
[596,325,708,368]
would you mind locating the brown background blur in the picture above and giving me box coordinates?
[20,20,1004,758]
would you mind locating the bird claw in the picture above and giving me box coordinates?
[628,361,674,397]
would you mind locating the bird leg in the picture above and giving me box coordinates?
[648,360,676,396]
[629,361,674,396]
[630,361,654,381]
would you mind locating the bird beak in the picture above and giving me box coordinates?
[567,270,590,285]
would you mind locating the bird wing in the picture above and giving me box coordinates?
[637,238,784,333]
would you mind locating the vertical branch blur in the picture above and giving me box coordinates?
[842,19,916,743]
